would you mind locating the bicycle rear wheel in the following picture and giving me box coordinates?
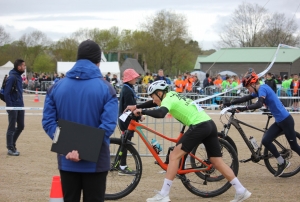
[218,132,238,156]
[105,138,142,200]
[181,138,239,198]
[264,131,300,177]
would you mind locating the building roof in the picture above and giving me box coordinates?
[120,58,145,76]
[198,47,300,63]
[194,55,207,69]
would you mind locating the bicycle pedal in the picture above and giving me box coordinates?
[239,158,251,163]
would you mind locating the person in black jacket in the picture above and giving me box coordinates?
[118,68,140,175]
[4,59,26,156]
[203,73,210,89]
[264,72,277,93]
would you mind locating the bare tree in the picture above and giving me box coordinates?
[0,26,11,46]
[19,30,52,71]
[257,12,300,47]
[219,2,268,47]
[19,30,52,47]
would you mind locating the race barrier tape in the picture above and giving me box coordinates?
[0,107,43,110]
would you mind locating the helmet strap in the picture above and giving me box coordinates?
[154,91,166,101]
[250,84,257,93]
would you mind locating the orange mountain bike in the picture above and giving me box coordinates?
[105,114,239,200]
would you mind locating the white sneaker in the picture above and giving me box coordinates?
[231,189,251,202]
[146,191,171,202]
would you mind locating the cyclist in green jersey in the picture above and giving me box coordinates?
[124,80,251,202]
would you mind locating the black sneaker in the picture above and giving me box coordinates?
[274,160,290,177]
[7,148,20,156]
[118,167,136,176]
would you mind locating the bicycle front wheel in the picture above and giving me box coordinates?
[105,138,142,200]
[181,138,239,198]
[264,131,300,177]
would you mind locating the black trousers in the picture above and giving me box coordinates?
[6,110,25,149]
[262,115,300,158]
[59,170,108,202]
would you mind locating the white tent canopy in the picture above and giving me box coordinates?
[0,61,14,86]
[191,70,206,82]
[218,70,237,76]
[57,61,120,79]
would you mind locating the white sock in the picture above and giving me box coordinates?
[276,156,284,165]
[230,177,246,194]
[120,165,127,170]
[159,178,173,197]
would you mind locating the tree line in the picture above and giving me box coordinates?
[218,2,300,48]
[0,3,299,76]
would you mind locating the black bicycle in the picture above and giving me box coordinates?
[218,107,300,177]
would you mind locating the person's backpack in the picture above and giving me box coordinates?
[0,75,17,103]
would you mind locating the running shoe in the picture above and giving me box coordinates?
[231,189,251,202]
[274,160,291,177]
[118,166,136,176]
[146,191,171,202]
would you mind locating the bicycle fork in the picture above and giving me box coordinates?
[111,131,135,171]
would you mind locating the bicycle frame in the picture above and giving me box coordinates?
[222,111,280,161]
[126,118,213,174]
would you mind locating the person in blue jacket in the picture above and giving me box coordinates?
[42,39,118,202]
[4,59,26,156]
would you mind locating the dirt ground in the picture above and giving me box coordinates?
[1,94,300,202]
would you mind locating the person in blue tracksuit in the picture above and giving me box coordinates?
[42,40,118,202]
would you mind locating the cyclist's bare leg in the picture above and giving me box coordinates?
[165,144,187,180]
[210,157,251,200]
[210,157,235,181]
[156,144,186,197]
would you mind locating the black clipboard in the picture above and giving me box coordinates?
[51,119,105,163]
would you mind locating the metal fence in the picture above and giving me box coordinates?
[111,116,183,157]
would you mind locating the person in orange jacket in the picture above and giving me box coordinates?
[174,75,185,93]
[184,72,194,92]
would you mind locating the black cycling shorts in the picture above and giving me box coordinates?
[176,120,222,158]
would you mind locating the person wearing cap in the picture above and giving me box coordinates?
[118,68,140,175]
[42,39,118,202]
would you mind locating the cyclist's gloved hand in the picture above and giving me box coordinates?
[223,102,231,107]
[236,107,247,112]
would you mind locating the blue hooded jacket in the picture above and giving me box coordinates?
[4,69,24,107]
[42,59,118,172]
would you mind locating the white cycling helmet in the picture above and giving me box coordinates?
[147,80,169,95]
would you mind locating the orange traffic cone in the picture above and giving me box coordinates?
[34,88,39,102]
[49,176,64,202]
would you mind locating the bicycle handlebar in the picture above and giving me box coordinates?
[127,112,142,122]
[220,107,236,115]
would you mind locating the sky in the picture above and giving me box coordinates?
[0,0,300,50]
